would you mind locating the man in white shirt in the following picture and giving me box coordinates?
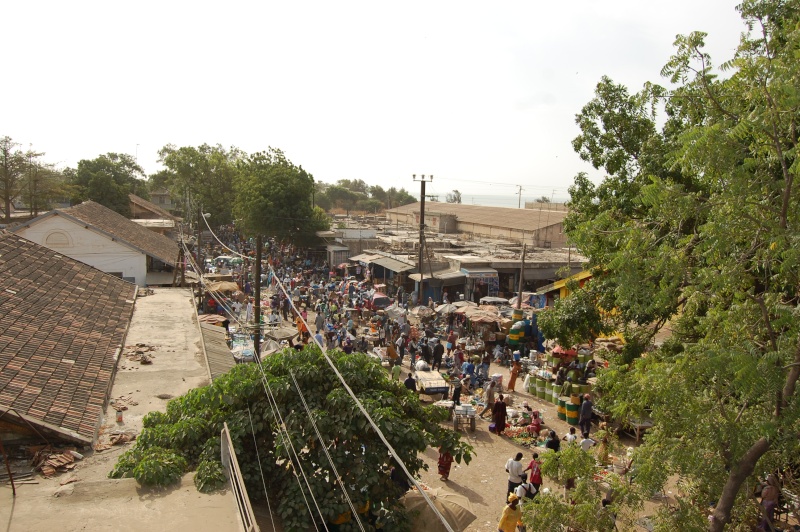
[514,481,537,504]
[580,433,596,452]
[505,452,525,502]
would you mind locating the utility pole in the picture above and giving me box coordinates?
[413,174,433,304]
[517,185,524,209]
[254,234,262,359]
[517,243,526,310]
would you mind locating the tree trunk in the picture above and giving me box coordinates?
[709,437,770,531]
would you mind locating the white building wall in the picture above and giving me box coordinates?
[14,215,148,285]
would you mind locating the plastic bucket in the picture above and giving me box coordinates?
[552,383,560,405]
[557,397,567,421]
[543,382,552,403]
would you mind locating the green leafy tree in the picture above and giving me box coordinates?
[336,178,370,194]
[538,281,609,349]
[523,444,639,531]
[326,185,364,216]
[445,189,462,203]
[234,147,329,246]
[355,198,383,213]
[369,185,387,206]
[314,182,333,211]
[158,143,243,224]
[385,186,417,209]
[20,158,70,216]
[68,153,146,216]
[556,2,800,529]
[110,347,473,531]
[0,136,28,222]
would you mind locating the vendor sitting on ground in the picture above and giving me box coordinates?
[526,411,543,436]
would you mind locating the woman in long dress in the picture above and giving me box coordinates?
[491,394,508,434]
[508,360,521,391]
[437,448,454,481]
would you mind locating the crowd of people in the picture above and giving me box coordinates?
[195,233,621,532]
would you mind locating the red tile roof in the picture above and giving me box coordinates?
[0,232,137,443]
[128,193,181,221]
[53,201,180,266]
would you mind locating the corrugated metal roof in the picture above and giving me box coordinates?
[460,267,498,278]
[408,269,466,282]
[349,253,382,263]
[386,202,567,231]
[437,269,466,280]
[371,256,415,272]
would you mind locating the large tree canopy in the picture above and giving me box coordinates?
[540,1,800,529]
[67,152,146,216]
[157,143,242,225]
[234,148,329,245]
[0,136,29,222]
[111,347,472,531]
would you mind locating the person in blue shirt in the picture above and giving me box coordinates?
[463,360,476,387]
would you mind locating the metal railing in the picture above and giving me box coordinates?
[221,422,260,532]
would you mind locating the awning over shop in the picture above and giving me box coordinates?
[371,256,416,273]
[408,269,466,282]
[460,267,498,279]
[437,269,467,280]
[349,253,382,263]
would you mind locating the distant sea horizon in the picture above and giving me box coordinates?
[421,193,570,209]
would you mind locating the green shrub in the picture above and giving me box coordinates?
[132,447,187,486]
[195,459,227,493]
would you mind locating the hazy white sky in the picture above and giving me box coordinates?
[3,1,745,202]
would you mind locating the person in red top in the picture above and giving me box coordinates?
[526,411,543,436]
[437,448,454,481]
[446,330,457,356]
[524,452,542,496]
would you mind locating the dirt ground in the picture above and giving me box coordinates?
[0,291,680,532]
[0,288,241,532]
[389,350,665,532]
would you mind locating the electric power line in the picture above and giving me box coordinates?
[192,220,456,532]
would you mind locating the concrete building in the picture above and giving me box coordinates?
[386,202,569,248]
[11,201,179,286]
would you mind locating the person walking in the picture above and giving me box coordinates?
[497,494,522,532]
[508,359,521,392]
[579,393,593,436]
[437,448,454,481]
[479,380,497,418]
[391,362,402,381]
[524,452,542,496]
[504,452,526,502]
[492,394,508,435]
[450,376,463,406]
[395,333,407,364]
[432,338,444,371]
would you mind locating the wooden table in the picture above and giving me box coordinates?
[624,418,654,443]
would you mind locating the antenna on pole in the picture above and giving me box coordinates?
[412,174,434,304]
